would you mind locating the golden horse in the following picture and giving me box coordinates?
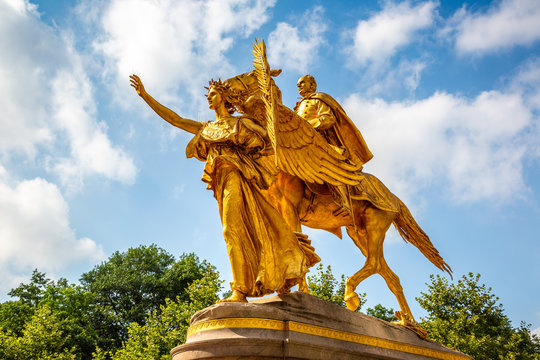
[223,63,452,338]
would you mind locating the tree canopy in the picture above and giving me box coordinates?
[0,245,222,360]
[80,245,214,345]
[2,250,539,360]
[417,273,540,360]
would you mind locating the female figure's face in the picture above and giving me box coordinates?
[207,86,223,110]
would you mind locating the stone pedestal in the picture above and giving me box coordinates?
[171,292,471,360]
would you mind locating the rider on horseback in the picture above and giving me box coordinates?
[294,75,398,216]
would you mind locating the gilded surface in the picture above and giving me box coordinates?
[132,39,452,339]
[186,317,470,360]
[130,75,317,302]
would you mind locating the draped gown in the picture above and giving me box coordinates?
[186,115,319,297]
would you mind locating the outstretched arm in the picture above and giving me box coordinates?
[130,74,203,134]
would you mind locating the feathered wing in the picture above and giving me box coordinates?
[252,38,363,186]
[252,38,278,150]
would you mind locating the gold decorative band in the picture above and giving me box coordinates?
[187,317,470,360]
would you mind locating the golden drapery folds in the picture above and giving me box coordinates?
[187,115,319,297]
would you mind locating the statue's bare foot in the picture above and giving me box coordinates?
[393,311,428,339]
[218,290,247,303]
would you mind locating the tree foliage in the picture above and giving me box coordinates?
[417,273,540,360]
[0,246,222,360]
[0,272,96,360]
[95,265,222,360]
[307,264,366,310]
[3,250,539,360]
[80,246,213,347]
[366,304,397,322]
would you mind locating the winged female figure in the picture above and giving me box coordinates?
[129,74,319,303]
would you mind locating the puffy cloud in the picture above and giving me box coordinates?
[51,63,137,190]
[343,84,535,203]
[0,0,63,157]
[360,59,428,98]
[510,58,540,157]
[0,167,105,294]
[447,0,540,54]
[268,6,327,73]
[0,0,136,187]
[0,0,133,292]
[348,1,437,64]
[512,58,540,110]
[91,0,276,107]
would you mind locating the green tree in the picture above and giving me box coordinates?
[307,263,366,310]
[94,263,222,360]
[0,302,78,360]
[366,304,397,322]
[80,246,212,346]
[417,273,540,360]
[0,270,51,335]
[0,246,221,359]
[0,271,102,360]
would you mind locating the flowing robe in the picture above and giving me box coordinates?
[186,115,318,297]
[294,93,398,213]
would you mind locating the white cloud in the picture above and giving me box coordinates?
[348,1,437,65]
[510,58,540,158]
[361,59,428,98]
[0,0,134,292]
[533,326,540,337]
[0,167,105,294]
[0,0,63,158]
[268,6,327,73]
[91,0,276,108]
[51,63,137,190]
[343,85,535,203]
[0,0,136,187]
[447,0,540,54]
[3,0,37,14]
[512,58,540,111]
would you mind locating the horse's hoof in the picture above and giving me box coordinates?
[393,311,428,339]
[344,292,360,311]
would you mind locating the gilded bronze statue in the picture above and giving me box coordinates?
[129,74,319,303]
[131,39,451,338]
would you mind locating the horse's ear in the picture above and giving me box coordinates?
[270,69,282,77]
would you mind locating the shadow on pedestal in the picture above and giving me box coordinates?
[171,292,471,360]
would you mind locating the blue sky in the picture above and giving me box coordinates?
[1,0,539,334]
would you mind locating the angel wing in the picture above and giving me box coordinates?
[252,39,363,186]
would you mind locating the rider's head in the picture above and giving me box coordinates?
[297,75,317,97]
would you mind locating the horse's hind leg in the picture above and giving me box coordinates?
[378,257,412,319]
[344,205,393,311]
[379,256,428,338]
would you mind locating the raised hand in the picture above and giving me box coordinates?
[129,74,146,97]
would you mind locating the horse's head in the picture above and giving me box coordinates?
[223,69,283,105]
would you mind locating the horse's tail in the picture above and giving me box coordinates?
[393,197,453,278]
